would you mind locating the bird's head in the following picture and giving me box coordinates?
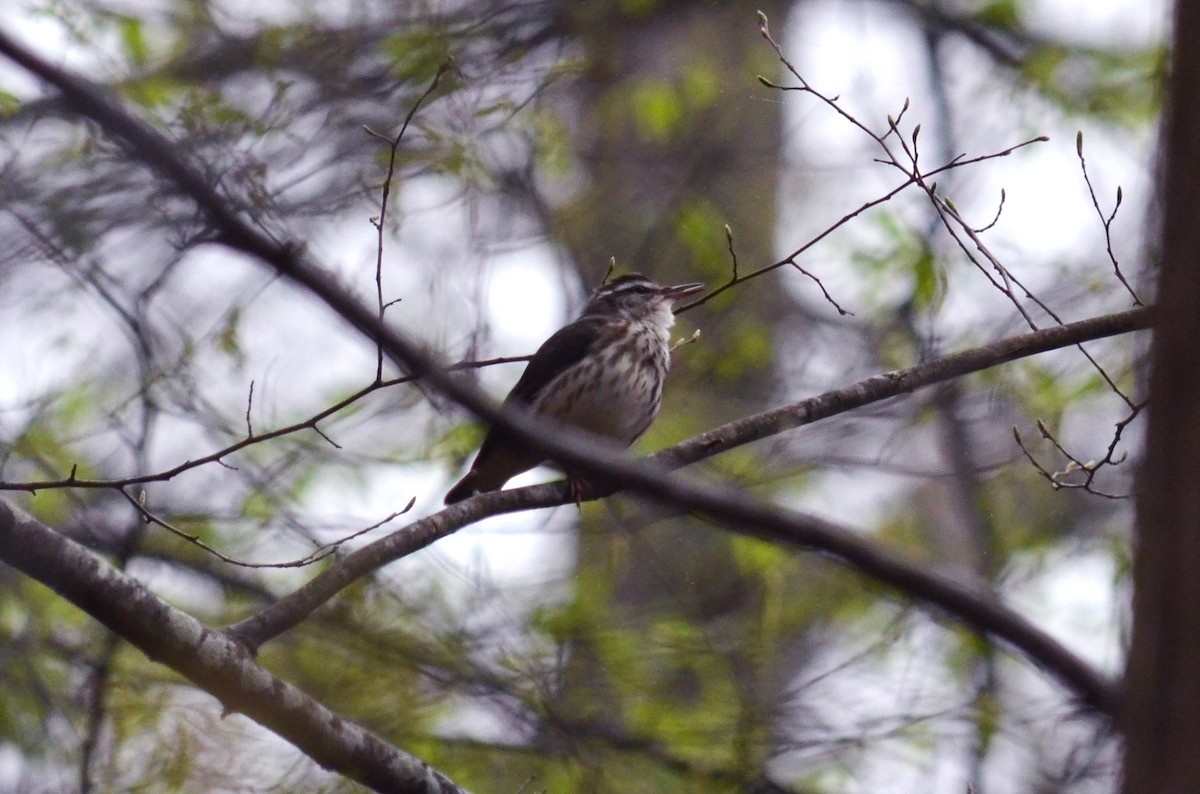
[583,274,704,322]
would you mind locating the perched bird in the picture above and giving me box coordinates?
[444,273,703,504]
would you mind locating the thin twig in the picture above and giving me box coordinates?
[677,134,1047,314]
[975,189,1006,234]
[120,487,415,568]
[724,223,739,280]
[367,59,455,381]
[1076,130,1141,305]
[934,195,1134,408]
[245,380,255,438]
[789,262,852,316]
[1013,400,1145,499]
[0,354,530,492]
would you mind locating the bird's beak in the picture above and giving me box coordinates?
[661,282,704,300]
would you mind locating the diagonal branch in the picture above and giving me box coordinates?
[228,309,1145,716]
[655,306,1150,470]
[0,499,471,794]
[228,448,1120,714]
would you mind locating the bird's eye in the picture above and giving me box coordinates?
[602,280,655,301]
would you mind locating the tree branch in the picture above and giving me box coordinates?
[0,498,470,794]
[655,306,1149,470]
[231,306,1148,664]
[0,354,529,492]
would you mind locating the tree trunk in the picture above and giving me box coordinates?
[1122,3,1200,791]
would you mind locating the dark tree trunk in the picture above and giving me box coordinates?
[1123,3,1200,791]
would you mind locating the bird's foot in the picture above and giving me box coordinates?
[567,476,588,511]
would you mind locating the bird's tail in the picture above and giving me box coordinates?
[443,470,487,504]
[443,466,513,504]
[444,447,537,504]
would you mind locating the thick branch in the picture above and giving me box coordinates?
[230,452,1120,716]
[0,499,469,794]
[232,308,1148,683]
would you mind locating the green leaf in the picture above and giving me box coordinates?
[122,75,186,109]
[909,242,946,312]
[214,306,243,362]
[117,15,148,67]
[630,78,682,142]
[0,89,20,116]
[973,0,1022,30]
[729,534,789,576]
[681,60,720,110]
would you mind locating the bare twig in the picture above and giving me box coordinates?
[676,133,1047,315]
[755,9,1139,428]
[245,380,255,438]
[933,196,1135,408]
[0,354,530,492]
[760,21,1134,418]
[724,223,739,280]
[975,188,1006,234]
[1076,130,1141,305]
[1014,399,1145,499]
[367,59,454,381]
[311,423,342,450]
[789,261,852,316]
[121,487,415,568]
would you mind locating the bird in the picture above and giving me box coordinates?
[444,273,704,504]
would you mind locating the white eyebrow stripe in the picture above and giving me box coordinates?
[600,279,655,297]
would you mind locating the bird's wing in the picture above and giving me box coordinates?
[504,315,606,406]
[467,315,605,467]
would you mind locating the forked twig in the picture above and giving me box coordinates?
[677,13,1049,317]
[750,10,1140,498]
[1012,399,1145,499]
[0,353,530,493]
[1076,131,1141,305]
[120,487,416,568]
[365,58,455,380]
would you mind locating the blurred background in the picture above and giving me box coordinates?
[0,0,1162,791]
